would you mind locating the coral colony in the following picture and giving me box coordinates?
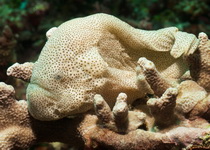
[1,14,210,149]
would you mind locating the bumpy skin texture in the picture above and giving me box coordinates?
[26,13,198,120]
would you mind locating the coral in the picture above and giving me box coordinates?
[20,13,199,120]
[147,88,178,126]
[0,82,84,149]
[94,93,146,133]
[187,32,210,92]
[7,62,34,82]
[137,57,172,97]
[176,80,208,119]
[0,25,17,80]
[0,82,209,150]
[0,82,34,149]
[80,125,209,150]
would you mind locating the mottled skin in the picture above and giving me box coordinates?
[26,13,198,120]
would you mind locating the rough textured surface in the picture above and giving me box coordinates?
[94,93,146,133]
[137,57,172,97]
[24,13,199,120]
[147,88,177,126]
[0,82,84,149]
[0,82,209,150]
[176,80,208,118]
[0,82,35,149]
[7,62,34,82]
[187,32,210,92]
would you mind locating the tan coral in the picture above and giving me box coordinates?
[24,13,199,121]
[187,32,210,92]
[137,57,172,97]
[0,82,34,149]
[147,88,178,126]
[176,80,208,119]
[0,82,210,149]
[7,62,34,82]
[94,93,146,133]
[0,82,84,149]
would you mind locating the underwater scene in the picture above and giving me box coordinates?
[0,0,210,150]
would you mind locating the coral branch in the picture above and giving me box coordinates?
[147,88,178,126]
[79,116,209,150]
[0,82,83,149]
[0,82,209,149]
[187,32,210,92]
[112,93,129,132]
[137,57,171,97]
[7,62,34,81]
[94,93,146,133]
[94,94,114,124]
[136,67,154,95]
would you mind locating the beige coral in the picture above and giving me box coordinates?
[176,80,208,119]
[137,57,172,97]
[7,62,34,82]
[0,82,209,150]
[94,93,146,133]
[0,82,34,149]
[0,82,84,149]
[187,32,210,92]
[147,88,178,126]
[21,13,199,120]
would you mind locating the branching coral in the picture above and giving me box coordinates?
[147,88,178,126]
[94,93,146,133]
[7,62,34,82]
[0,82,84,149]
[137,57,172,97]
[1,14,210,149]
[0,82,209,150]
[187,32,210,92]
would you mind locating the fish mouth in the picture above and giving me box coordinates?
[26,83,64,121]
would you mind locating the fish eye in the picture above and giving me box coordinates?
[53,72,65,81]
[54,74,62,80]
